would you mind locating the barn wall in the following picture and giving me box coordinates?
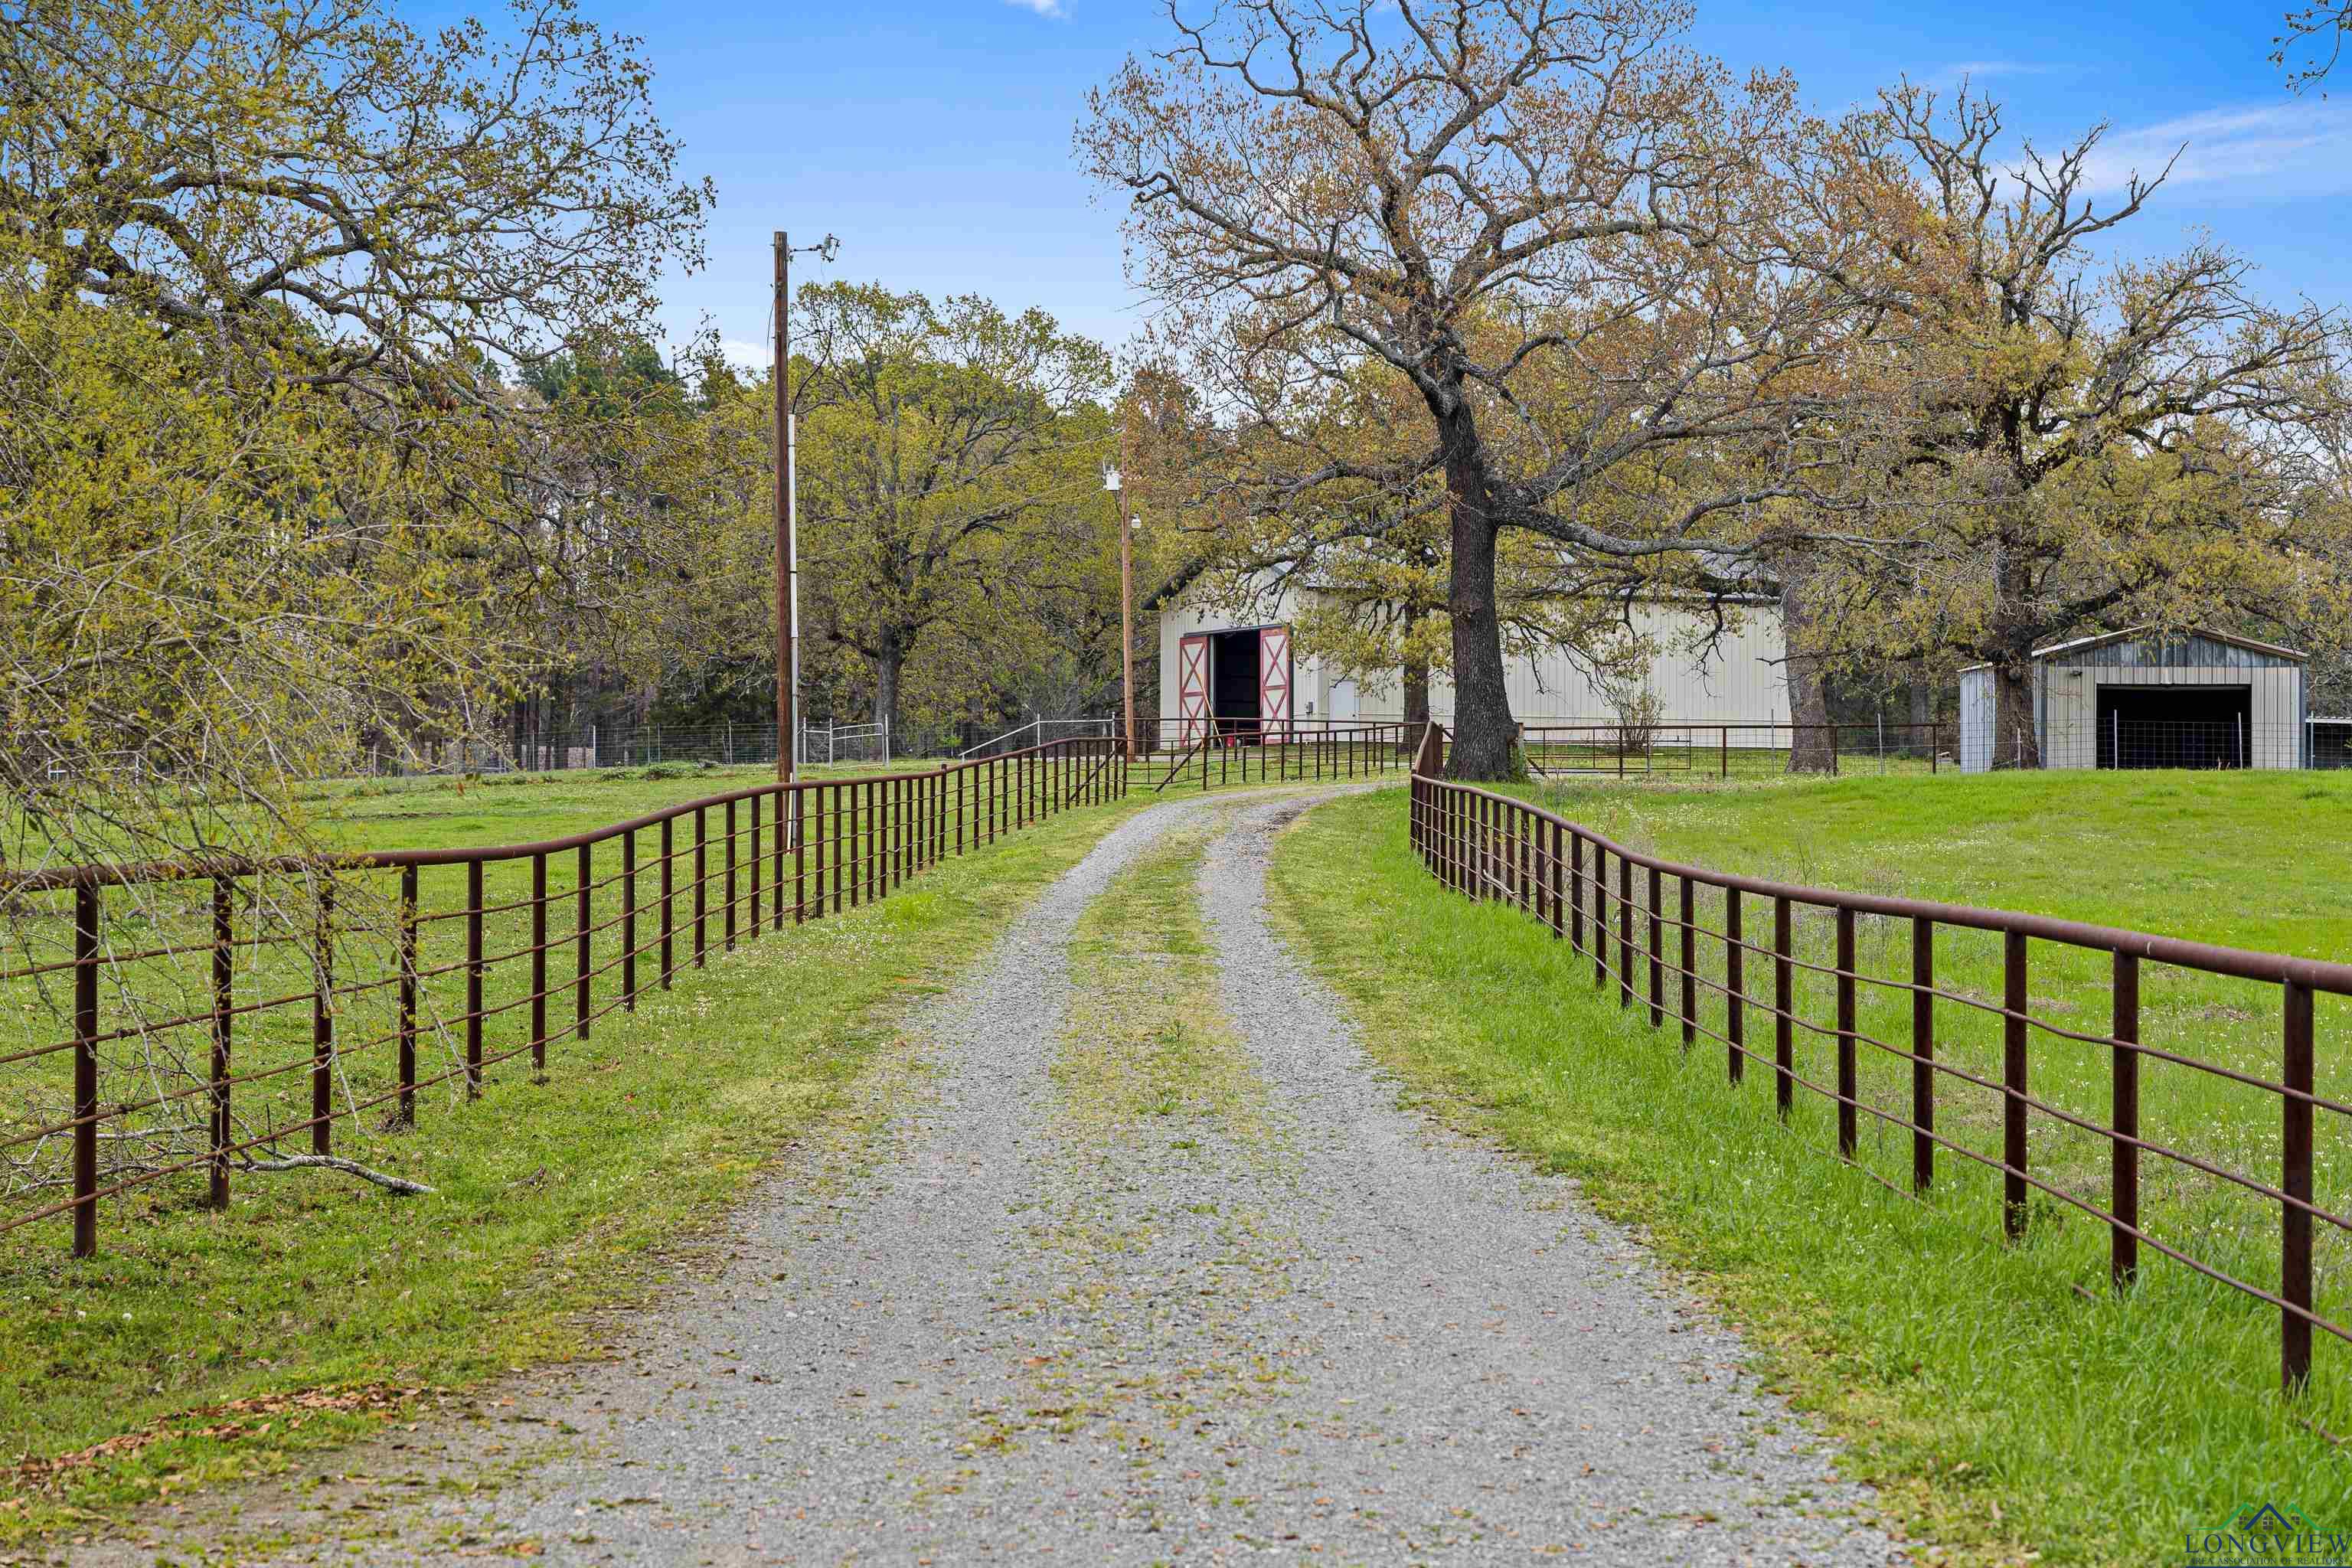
[1957,667,1996,773]
[2035,637,2305,770]
[1157,596,1791,738]
[2056,667,2301,769]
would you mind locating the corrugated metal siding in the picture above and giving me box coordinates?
[1158,595,1792,733]
[2052,635,2301,671]
[1958,668,1994,773]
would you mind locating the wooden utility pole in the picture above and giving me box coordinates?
[773,231,795,783]
[1119,415,1138,761]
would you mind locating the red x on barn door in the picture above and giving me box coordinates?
[1259,624,1292,741]
[1178,633,1210,746]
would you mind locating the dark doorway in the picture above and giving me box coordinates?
[2096,684,2252,769]
[1210,628,1261,741]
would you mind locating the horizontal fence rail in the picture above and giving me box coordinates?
[1148,722,1414,793]
[1519,720,1945,779]
[0,738,1132,1256]
[1407,728,2352,1394]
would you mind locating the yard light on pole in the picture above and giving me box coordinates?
[1104,457,1137,761]
[775,229,839,785]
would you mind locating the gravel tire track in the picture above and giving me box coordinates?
[74,787,1912,1567]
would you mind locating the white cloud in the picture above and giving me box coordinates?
[719,338,769,371]
[1005,0,1066,16]
[2074,101,2352,199]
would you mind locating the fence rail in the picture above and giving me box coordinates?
[0,738,1129,1256]
[1407,727,2352,1393]
[1520,720,1945,779]
[1148,722,1413,792]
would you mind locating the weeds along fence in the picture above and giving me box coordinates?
[0,739,1129,1258]
[1408,728,2352,1395]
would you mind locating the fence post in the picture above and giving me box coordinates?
[694,806,708,966]
[398,864,419,1124]
[1835,906,1857,1158]
[1679,876,1696,1047]
[2002,929,2029,1241]
[724,799,738,951]
[1647,865,1664,1027]
[623,830,639,1012]
[1913,918,1933,1193]
[790,787,805,925]
[1774,897,1794,1120]
[574,843,592,1038]
[1726,889,1744,1084]
[210,878,232,1210]
[531,851,549,1075]
[466,861,485,1092]
[1721,726,1729,779]
[1592,846,1609,989]
[774,786,789,931]
[71,882,99,1257]
[1618,854,1634,1010]
[2111,950,2138,1285]
[2284,978,2315,1392]
[659,817,675,985]
[750,789,762,933]
[1569,830,1584,953]
[313,884,334,1152]
[1549,820,1565,939]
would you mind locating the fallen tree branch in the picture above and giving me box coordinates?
[240,1154,434,1195]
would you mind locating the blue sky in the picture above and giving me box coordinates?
[576,0,2352,362]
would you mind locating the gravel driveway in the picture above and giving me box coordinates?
[84,788,1909,1566]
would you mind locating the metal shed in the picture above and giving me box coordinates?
[1957,627,2306,773]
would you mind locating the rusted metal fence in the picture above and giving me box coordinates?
[1520,720,1945,779]
[1150,721,1414,792]
[0,738,1129,1256]
[1407,728,2351,1393]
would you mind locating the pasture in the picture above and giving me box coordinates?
[1272,768,2352,1565]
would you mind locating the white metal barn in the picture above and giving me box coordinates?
[1956,628,2307,773]
[1155,590,1792,743]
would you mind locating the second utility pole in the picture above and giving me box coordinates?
[773,232,795,785]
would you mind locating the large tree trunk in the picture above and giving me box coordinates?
[1991,658,2040,769]
[871,648,903,750]
[1987,539,2041,769]
[1781,575,1835,774]
[1908,672,1933,758]
[1442,426,1517,781]
[1402,604,1432,759]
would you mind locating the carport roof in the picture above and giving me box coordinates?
[2027,626,2305,662]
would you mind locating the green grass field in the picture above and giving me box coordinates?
[1271,769,2352,1566]
[0,760,1143,1540]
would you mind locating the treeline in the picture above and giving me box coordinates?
[1080,0,2352,777]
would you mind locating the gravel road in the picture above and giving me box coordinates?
[85,788,1908,1567]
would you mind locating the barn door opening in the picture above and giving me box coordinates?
[1178,633,1210,747]
[1209,627,1261,742]
[2096,684,2252,769]
[1259,623,1293,741]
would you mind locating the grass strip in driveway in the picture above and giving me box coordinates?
[1266,785,2352,1568]
[0,793,1145,1546]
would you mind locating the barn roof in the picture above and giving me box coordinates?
[2028,626,2305,664]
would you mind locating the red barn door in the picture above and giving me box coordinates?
[1259,624,1293,742]
[1178,633,1210,746]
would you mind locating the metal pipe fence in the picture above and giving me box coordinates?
[1148,722,1414,792]
[1518,720,1945,778]
[0,737,1129,1256]
[1407,726,2352,1395]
